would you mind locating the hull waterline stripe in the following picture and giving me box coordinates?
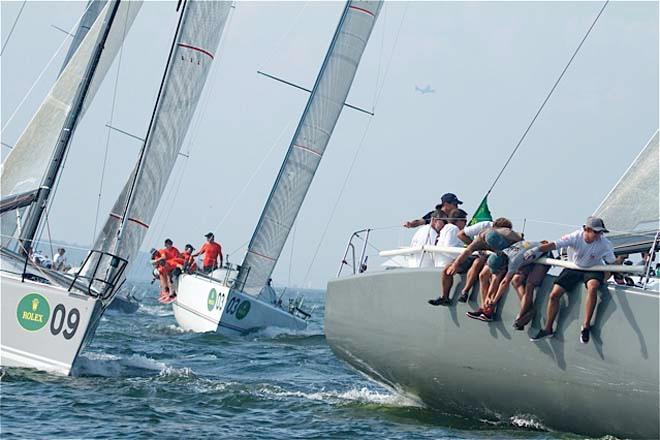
[177,43,214,59]
[349,5,375,17]
[293,143,322,157]
[248,249,276,261]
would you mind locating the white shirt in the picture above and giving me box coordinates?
[462,221,492,240]
[54,253,67,268]
[410,224,438,267]
[434,223,464,267]
[554,229,616,268]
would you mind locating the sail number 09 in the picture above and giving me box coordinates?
[50,304,80,339]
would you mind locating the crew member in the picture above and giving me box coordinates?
[193,232,223,273]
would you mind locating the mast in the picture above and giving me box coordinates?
[18,1,122,254]
[236,0,382,295]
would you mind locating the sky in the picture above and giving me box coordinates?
[1,1,658,288]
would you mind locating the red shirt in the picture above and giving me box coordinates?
[182,251,197,272]
[199,241,222,267]
[159,246,180,261]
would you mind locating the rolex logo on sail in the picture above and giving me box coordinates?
[16,293,51,331]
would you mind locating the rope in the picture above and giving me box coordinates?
[91,2,132,243]
[2,1,95,132]
[484,0,609,197]
[301,4,409,286]
[0,0,27,56]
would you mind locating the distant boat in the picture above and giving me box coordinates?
[172,0,383,335]
[415,84,434,94]
[0,0,231,375]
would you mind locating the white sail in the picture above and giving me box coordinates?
[238,1,383,295]
[90,0,232,277]
[593,131,659,250]
[60,1,108,74]
[0,1,141,244]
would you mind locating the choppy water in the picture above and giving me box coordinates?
[2,284,595,439]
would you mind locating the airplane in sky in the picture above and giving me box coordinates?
[415,85,435,94]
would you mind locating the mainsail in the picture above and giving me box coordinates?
[593,131,659,252]
[60,1,108,74]
[90,0,231,279]
[237,0,383,295]
[0,1,141,247]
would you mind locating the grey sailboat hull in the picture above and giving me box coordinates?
[325,268,659,439]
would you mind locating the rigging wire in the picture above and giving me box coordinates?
[91,4,132,243]
[2,1,95,132]
[483,0,609,198]
[0,0,27,56]
[301,3,409,286]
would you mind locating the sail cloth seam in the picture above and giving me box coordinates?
[482,0,609,199]
[293,143,322,157]
[248,250,276,261]
[177,43,214,59]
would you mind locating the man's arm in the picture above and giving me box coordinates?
[457,230,472,245]
[486,273,514,306]
[446,241,481,275]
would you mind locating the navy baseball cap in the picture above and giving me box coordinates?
[441,193,463,205]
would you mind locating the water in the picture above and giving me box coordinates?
[2,284,594,439]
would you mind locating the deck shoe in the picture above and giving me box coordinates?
[512,320,524,330]
[580,326,590,344]
[530,329,554,342]
[465,309,483,320]
[428,298,442,306]
[458,293,469,303]
[477,312,493,322]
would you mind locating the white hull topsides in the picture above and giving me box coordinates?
[0,272,103,375]
[173,274,307,335]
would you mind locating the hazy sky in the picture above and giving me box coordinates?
[1,1,658,288]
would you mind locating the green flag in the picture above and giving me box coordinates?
[469,196,493,226]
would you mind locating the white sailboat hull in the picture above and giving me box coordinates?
[0,273,102,375]
[325,268,659,439]
[173,274,307,335]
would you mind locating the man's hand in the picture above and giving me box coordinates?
[446,263,458,276]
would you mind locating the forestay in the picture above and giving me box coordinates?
[593,131,659,252]
[0,1,141,245]
[237,1,383,295]
[90,1,231,280]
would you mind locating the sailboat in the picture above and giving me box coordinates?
[0,0,232,375]
[325,128,658,438]
[172,0,383,335]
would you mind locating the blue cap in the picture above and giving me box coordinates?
[441,193,463,205]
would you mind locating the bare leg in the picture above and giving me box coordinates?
[544,284,566,333]
[583,279,600,328]
[478,266,492,308]
[441,267,453,300]
[520,283,535,318]
[512,274,525,320]
[462,257,485,295]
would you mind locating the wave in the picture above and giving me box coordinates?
[509,414,551,431]
[258,385,421,407]
[139,304,174,317]
[250,326,324,340]
[73,353,194,379]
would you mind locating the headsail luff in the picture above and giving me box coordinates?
[60,1,108,74]
[89,0,232,282]
[0,1,142,248]
[237,1,383,295]
[593,131,659,252]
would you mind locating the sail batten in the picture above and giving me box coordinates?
[237,1,383,295]
[89,0,232,279]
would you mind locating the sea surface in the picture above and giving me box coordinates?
[2,283,604,439]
